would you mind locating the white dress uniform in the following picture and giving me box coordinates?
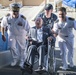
[53,17,76,69]
[1,13,30,66]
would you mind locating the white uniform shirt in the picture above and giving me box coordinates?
[1,13,30,37]
[37,27,43,43]
[1,13,30,49]
[53,17,76,41]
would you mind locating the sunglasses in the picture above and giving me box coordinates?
[13,10,19,12]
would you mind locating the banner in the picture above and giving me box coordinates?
[63,0,76,8]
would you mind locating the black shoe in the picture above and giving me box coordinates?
[24,62,31,67]
[21,62,33,74]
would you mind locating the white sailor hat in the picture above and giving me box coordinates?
[9,3,21,11]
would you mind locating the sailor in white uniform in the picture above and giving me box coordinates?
[1,3,30,67]
[52,7,76,70]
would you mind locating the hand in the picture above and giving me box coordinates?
[47,37,53,41]
[2,35,6,42]
[30,41,32,45]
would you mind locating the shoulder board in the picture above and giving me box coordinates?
[6,13,10,17]
[55,19,59,23]
[68,17,75,21]
[21,15,26,20]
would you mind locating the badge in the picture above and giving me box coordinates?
[18,22,23,26]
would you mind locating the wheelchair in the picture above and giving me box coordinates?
[21,38,56,75]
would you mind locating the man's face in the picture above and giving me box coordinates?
[45,9,52,16]
[35,18,43,28]
[12,10,19,18]
[11,8,19,18]
[58,11,66,20]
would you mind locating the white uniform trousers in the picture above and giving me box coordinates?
[8,35,25,63]
[58,38,74,67]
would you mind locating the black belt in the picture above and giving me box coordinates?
[65,36,68,37]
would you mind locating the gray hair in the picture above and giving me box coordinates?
[35,17,43,22]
